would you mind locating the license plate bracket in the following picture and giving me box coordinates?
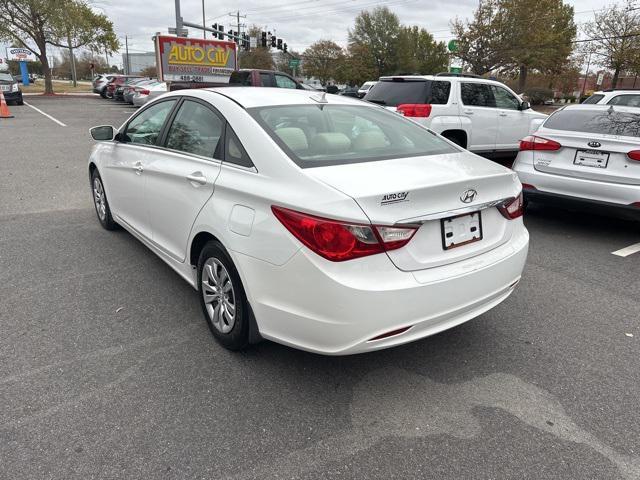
[441,211,482,250]
[574,149,609,169]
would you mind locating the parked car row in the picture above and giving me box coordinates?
[93,74,167,107]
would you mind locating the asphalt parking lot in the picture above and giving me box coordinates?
[1,96,639,479]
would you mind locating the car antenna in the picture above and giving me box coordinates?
[310,92,328,104]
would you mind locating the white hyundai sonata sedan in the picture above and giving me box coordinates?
[88,87,529,355]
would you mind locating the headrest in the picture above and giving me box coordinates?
[352,131,388,151]
[275,127,308,153]
[309,132,351,155]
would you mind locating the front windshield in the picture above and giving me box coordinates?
[0,73,15,82]
[250,104,458,168]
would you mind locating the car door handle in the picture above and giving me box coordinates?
[463,109,473,115]
[186,172,207,186]
[133,162,143,175]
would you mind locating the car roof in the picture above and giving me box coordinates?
[552,104,640,114]
[377,74,503,85]
[201,86,371,108]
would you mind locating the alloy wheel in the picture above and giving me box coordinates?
[201,258,236,334]
[93,177,107,221]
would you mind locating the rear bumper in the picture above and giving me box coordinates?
[233,224,529,355]
[3,91,22,102]
[514,157,640,208]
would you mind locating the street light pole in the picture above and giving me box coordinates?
[175,0,183,36]
[202,0,206,39]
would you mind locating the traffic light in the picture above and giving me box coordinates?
[271,35,276,48]
[277,38,283,50]
[283,43,287,53]
[228,30,234,42]
[212,23,218,39]
[261,31,267,48]
[218,24,224,39]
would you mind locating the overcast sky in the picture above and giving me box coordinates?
[102,0,610,58]
[0,0,614,66]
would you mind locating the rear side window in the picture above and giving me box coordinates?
[461,83,495,107]
[164,100,223,159]
[582,94,604,104]
[544,109,640,138]
[364,80,428,107]
[224,127,254,168]
[124,100,176,145]
[259,73,272,87]
[607,95,640,107]
[229,71,252,86]
[429,81,451,104]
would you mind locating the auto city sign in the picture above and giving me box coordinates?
[155,35,237,84]
[6,47,36,62]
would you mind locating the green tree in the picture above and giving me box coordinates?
[396,26,448,74]
[335,43,377,86]
[302,40,344,86]
[501,0,576,91]
[0,0,118,94]
[583,0,640,88]
[450,0,508,75]
[349,6,401,76]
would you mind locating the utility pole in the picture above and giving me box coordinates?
[580,49,592,100]
[228,11,246,43]
[175,0,184,36]
[68,32,77,87]
[125,35,130,75]
[201,0,206,39]
[104,47,109,71]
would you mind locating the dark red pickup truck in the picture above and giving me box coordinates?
[169,69,305,91]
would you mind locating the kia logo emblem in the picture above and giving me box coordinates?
[460,189,477,203]
[587,141,601,148]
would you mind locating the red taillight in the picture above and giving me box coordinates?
[139,89,150,95]
[627,150,640,161]
[271,206,417,261]
[498,192,524,219]
[519,135,561,151]
[521,183,536,190]
[396,104,432,118]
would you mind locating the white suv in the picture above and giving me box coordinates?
[364,74,547,154]
[582,89,640,107]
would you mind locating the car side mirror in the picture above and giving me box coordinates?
[520,101,531,111]
[90,125,115,141]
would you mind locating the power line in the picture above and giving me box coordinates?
[261,0,418,22]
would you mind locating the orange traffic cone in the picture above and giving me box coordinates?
[0,90,14,118]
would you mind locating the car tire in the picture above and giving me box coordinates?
[197,241,250,351]
[90,169,118,230]
[100,87,107,98]
[16,99,24,106]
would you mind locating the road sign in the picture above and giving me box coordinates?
[250,37,257,49]
[155,35,237,84]
[596,72,604,86]
[289,58,300,68]
[447,39,458,53]
[168,27,189,37]
[450,67,462,74]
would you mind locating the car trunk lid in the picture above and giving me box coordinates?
[306,152,521,271]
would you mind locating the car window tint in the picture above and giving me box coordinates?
[429,81,450,104]
[461,83,495,107]
[224,127,254,168]
[251,104,458,168]
[165,100,223,158]
[492,86,520,110]
[275,74,297,89]
[544,109,640,137]
[607,95,640,107]
[364,80,427,107]
[230,71,252,86]
[582,94,604,104]
[125,100,176,145]
[260,73,271,87]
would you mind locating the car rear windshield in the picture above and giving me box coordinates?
[364,79,450,107]
[249,104,458,168]
[544,108,640,138]
[229,71,252,85]
[582,94,604,104]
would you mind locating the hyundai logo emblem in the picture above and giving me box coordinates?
[587,141,601,148]
[460,189,477,203]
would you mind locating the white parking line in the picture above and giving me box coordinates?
[24,101,67,127]
[612,242,640,257]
